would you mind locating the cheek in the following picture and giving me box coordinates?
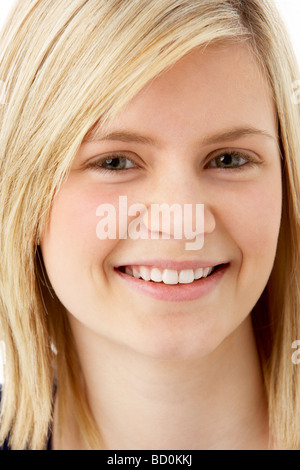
[220,175,282,280]
[237,184,281,254]
[40,181,122,288]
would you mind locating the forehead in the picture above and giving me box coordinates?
[88,43,277,146]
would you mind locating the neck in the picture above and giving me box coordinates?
[55,316,270,450]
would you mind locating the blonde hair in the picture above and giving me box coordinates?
[0,0,300,450]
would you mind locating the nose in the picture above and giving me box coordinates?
[140,167,216,249]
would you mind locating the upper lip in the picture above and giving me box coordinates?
[115,260,228,270]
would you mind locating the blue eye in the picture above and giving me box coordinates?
[207,151,250,170]
[86,149,260,175]
[87,154,138,172]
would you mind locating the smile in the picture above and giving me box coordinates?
[115,262,229,302]
[119,265,216,285]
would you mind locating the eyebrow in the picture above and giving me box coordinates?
[84,130,155,145]
[83,126,276,145]
[201,127,276,145]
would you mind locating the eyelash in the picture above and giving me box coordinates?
[86,150,261,175]
[86,153,138,175]
[205,151,260,171]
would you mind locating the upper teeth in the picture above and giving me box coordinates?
[124,266,214,284]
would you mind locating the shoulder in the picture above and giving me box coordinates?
[0,385,52,450]
[0,385,10,450]
[0,439,10,451]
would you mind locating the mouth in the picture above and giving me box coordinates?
[115,263,228,285]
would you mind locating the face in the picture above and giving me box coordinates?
[40,43,282,360]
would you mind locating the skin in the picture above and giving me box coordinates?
[41,43,282,449]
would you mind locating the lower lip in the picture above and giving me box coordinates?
[115,264,229,302]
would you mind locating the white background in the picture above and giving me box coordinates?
[0,1,299,382]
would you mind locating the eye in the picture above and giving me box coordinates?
[206,150,258,170]
[87,153,139,172]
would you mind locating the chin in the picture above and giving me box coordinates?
[119,319,228,362]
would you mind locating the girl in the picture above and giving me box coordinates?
[0,0,300,450]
